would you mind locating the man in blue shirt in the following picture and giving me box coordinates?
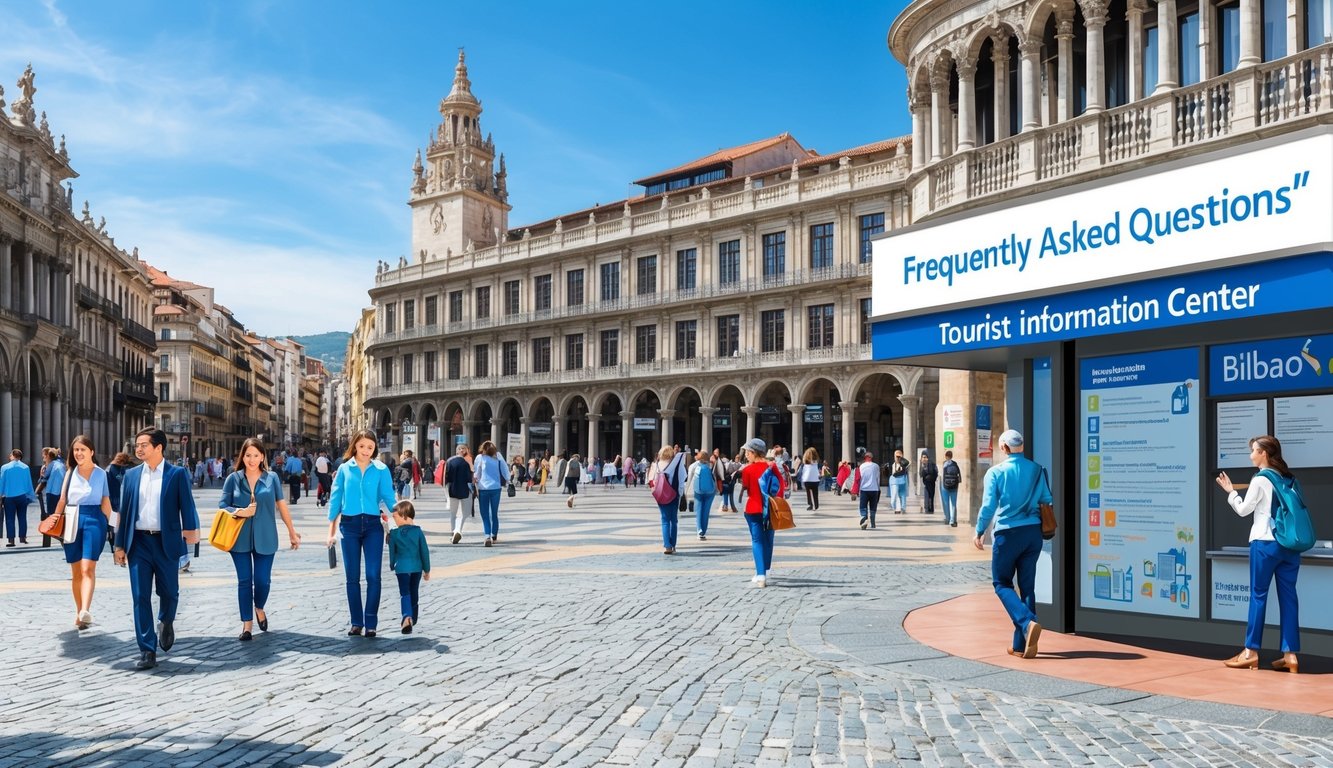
[1,449,36,547]
[973,430,1052,659]
[283,453,305,504]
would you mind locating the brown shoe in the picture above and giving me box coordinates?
[1022,621,1042,659]
[1271,654,1298,673]
[1224,650,1259,669]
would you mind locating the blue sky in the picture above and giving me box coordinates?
[2,0,912,336]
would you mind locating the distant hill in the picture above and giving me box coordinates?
[292,331,351,374]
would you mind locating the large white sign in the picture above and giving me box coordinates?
[1275,394,1333,469]
[1212,556,1333,630]
[873,133,1333,318]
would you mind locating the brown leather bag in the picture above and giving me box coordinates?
[38,466,74,540]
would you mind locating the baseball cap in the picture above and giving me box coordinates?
[998,429,1024,448]
[742,437,767,454]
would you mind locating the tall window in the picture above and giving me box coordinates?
[159,383,170,402]
[448,291,463,323]
[807,304,835,349]
[1179,9,1201,86]
[534,275,553,312]
[600,262,620,302]
[502,341,518,376]
[809,223,834,269]
[859,213,884,264]
[427,350,440,382]
[675,320,697,360]
[636,255,657,295]
[401,353,414,385]
[635,324,657,363]
[380,357,393,387]
[532,337,551,373]
[383,302,396,332]
[762,232,785,281]
[1308,0,1330,47]
[716,314,740,357]
[860,298,872,344]
[474,344,489,377]
[444,350,458,381]
[718,239,740,285]
[1262,0,1287,59]
[403,299,415,330]
[567,269,585,307]
[1143,24,1160,93]
[503,280,520,316]
[599,329,619,367]
[761,309,785,353]
[425,295,439,326]
[676,249,697,291]
[475,286,491,319]
[565,333,584,369]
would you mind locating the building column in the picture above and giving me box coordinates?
[518,416,530,461]
[0,390,11,453]
[658,408,676,448]
[910,98,928,168]
[619,410,633,460]
[552,415,565,458]
[1127,0,1147,101]
[992,36,1012,140]
[899,394,920,496]
[23,246,35,314]
[489,417,501,446]
[52,397,64,448]
[1083,0,1110,113]
[1156,0,1180,92]
[956,57,977,150]
[742,405,759,442]
[929,65,948,162]
[462,420,481,451]
[1056,13,1077,120]
[839,401,857,463]
[31,389,45,457]
[0,237,11,310]
[698,406,717,453]
[787,404,805,453]
[1239,0,1262,67]
[1019,38,1044,131]
[585,415,599,460]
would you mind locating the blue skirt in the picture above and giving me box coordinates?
[62,506,108,564]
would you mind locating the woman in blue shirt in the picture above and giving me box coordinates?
[220,438,301,641]
[326,429,396,637]
[51,435,113,630]
[472,440,511,547]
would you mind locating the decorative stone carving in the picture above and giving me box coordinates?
[411,150,426,194]
[554,219,563,234]
[0,82,5,115]
[1078,0,1110,25]
[39,111,52,142]
[12,64,36,126]
[430,202,444,234]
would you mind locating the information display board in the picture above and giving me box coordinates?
[1215,400,1268,468]
[1275,394,1333,468]
[1080,348,1200,617]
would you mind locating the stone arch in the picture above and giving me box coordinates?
[666,385,703,453]
[708,384,746,457]
[418,402,440,465]
[527,396,556,457]
[469,400,494,449]
[496,397,523,456]
[440,399,466,450]
[752,380,795,451]
[628,388,662,460]
[559,394,590,460]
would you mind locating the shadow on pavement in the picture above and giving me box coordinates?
[1040,650,1147,661]
[0,733,343,766]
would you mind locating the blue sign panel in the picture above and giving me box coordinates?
[1208,332,1333,396]
[872,252,1333,359]
[1080,348,1200,392]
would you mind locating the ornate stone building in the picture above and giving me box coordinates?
[1,65,156,460]
[365,52,936,467]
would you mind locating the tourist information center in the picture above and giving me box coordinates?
[871,127,1333,654]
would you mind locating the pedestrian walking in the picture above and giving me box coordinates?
[444,443,472,543]
[623,455,637,487]
[940,450,962,527]
[648,446,685,554]
[394,450,415,501]
[919,451,938,514]
[220,438,301,642]
[50,436,113,630]
[856,453,881,529]
[326,429,396,638]
[1,449,36,547]
[738,438,786,587]
[799,447,821,511]
[835,460,850,498]
[887,449,910,513]
[283,452,304,504]
[314,450,332,507]
[36,447,63,539]
[973,430,1050,659]
[106,452,133,541]
[563,453,584,508]
[1215,435,1303,673]
[473,440,510,547]
[602,455,619,487]
[113,428,201,670]
[387,500,430,634]
[690,450,718,541]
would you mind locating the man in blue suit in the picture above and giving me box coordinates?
[113,428,200,670]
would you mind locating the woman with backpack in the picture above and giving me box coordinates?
[647,446,685,554]
[1215,435,1303,673]
[738,438,786,587]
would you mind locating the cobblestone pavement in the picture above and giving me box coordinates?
[2,481,1330,767]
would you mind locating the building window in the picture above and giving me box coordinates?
[566,333,584,369]
[475,286,491,319]
[159,354,170,370]
[716,314,740,357]
[474,344,489,378]
[1179,9,1201,86]
[383,302,396,332]
[859,213,884,264]
[403,299,415,330]
[567,269,585,307]
[599,329,619,367]
[442,350,456,381]
[807,303,835,349]
[860,298,872,344]
[1262,0,1287,59]
[636,255,657,296]
[718,239,740,285]
[380,357,393,387]
[528,337,550,374]
[762,232,785,281]
[502,341,518,376]
[159,383,170,402]
[401,354,414,385]
[1144,24,1160,93]
[534,275,553,312]
[503,280,520,316]
[810,223,834,270]
[676,248,697,291]
[428,350,441,382]
[448,291,463,323]
[425,295,439,326]
[635,324,656,363]
[761,309,785,353]
[1307,0,1329,48]
[600,262,620,302]
[675,320,697,361]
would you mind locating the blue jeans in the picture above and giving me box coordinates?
[744,513,774,576]
[859,490,880,525]
[397,572,422,623]
[657,502,678,549]
[3,497,29,540]
[477,488,501,538]
[1247,539,1301,652]
[890,477,908,511]
[991,523,1043,651]
[229,550,275,622]
[128,530,179,653]
[941,487,958,524]
[694,493,714,535]
[339,514,384,630]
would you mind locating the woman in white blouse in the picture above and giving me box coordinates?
[1215,435,1301,673]
[51,435,114,630]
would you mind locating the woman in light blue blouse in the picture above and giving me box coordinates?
[51,435,113,630]
[472,440,511,547]
[326,429,396,638]
[220,438,301,641]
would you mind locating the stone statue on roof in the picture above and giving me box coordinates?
[12,64,37,126]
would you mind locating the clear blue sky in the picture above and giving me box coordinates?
[2,0,912,336]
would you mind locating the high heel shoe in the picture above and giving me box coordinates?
[1223,650,1258,669]
[1272,654,1299,674]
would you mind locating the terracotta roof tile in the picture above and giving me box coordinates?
[797,136,909,168]
[633,132,799,186]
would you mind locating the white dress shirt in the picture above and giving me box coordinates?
[66,468,93,506]
[137,460,165,531]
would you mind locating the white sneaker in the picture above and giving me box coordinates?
[753,576,767,588]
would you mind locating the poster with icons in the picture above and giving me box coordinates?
[1079,348,1200,618]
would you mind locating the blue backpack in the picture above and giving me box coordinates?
[1257,469,1316,553]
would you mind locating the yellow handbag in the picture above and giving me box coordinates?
[208,482,251,551]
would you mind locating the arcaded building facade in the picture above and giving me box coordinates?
[365,53,936,467]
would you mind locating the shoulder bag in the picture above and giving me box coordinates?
[762,466,796,530]
[209,476,249,552]
[38,467,74,540]
[1027,465,1056,540]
